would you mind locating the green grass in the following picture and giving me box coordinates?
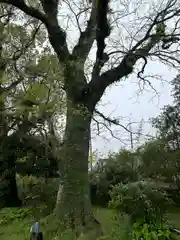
[166,209,180,240]
[0,210,32,240]
[1,207,180,240]
[0,207,128,240]
[167,209,180,229]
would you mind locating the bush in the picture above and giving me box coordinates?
[132,221,172,240]
[16,174,59,207]
[109,181,172,223]
[90,151,139,207]
[90,171,111,207]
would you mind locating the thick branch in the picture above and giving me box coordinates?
[89,32,163,106]
[91,0,111,78]
[40,0,59,17]
[39,0,69,61]
[92,53,109,78]
[88,1,180,104]
[0,0,48,24]
[72,3,96,63]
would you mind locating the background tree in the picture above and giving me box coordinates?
[0,0,180,235]
[150,74,180,203]
[0,5,65,208]
[0,5,42,207]
[90,149,139,207]
[152,74,180,150]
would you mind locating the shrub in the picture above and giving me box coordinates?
[109,181,172,223]
[90,151,139,207]
[90,171,111,207]
[16,174,59,207]
[132,221,172,240]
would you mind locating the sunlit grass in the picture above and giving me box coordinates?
[1,206,180,239]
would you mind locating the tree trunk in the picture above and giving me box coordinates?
[0,168,21,208]
[0,137,22,208]
[55,101,101,236]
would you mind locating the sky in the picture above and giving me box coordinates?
[57,0,179,157]
[92,61,177,156]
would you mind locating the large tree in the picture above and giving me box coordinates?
[0,5,64,208]
[151,74,180,192]
[152,74,180,149]
[0,5,42,207]
[1,0,180,235]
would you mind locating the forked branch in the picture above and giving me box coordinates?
[89,1,180,102]
[94,109,132,133]
[72,2,96,63]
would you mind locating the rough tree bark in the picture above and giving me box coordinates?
[53,55,102,234]
[55,100,95,230]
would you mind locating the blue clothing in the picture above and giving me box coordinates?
[30,222,39,233]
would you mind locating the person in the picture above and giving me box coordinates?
[30,222,43,240]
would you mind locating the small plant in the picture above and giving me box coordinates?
[109,181,175,240]
[132,221,171,240]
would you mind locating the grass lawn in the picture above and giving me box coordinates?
[1,207,180,239]
[167,210,180,229]
[0,207,129,240]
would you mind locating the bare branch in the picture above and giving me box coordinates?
[137,56,147,79]
[89,36,159,104]
[89,2,180,103]
[94,109,158,142]
[94,109,132,133]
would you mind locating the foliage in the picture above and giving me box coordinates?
[109,181,171,223]
[171,74,180,107]
[152,74,180,150]
[132,221,172,240]
[103,150,139,184]
[1,133,58,178]
[152,105,180,150]
[1,206,180,240]
[90,150,138,206]
[0,5,64,208]
[16,175,59,207]
[0,208,32,226]
[137,138,170,178]
[150,74,180,204]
